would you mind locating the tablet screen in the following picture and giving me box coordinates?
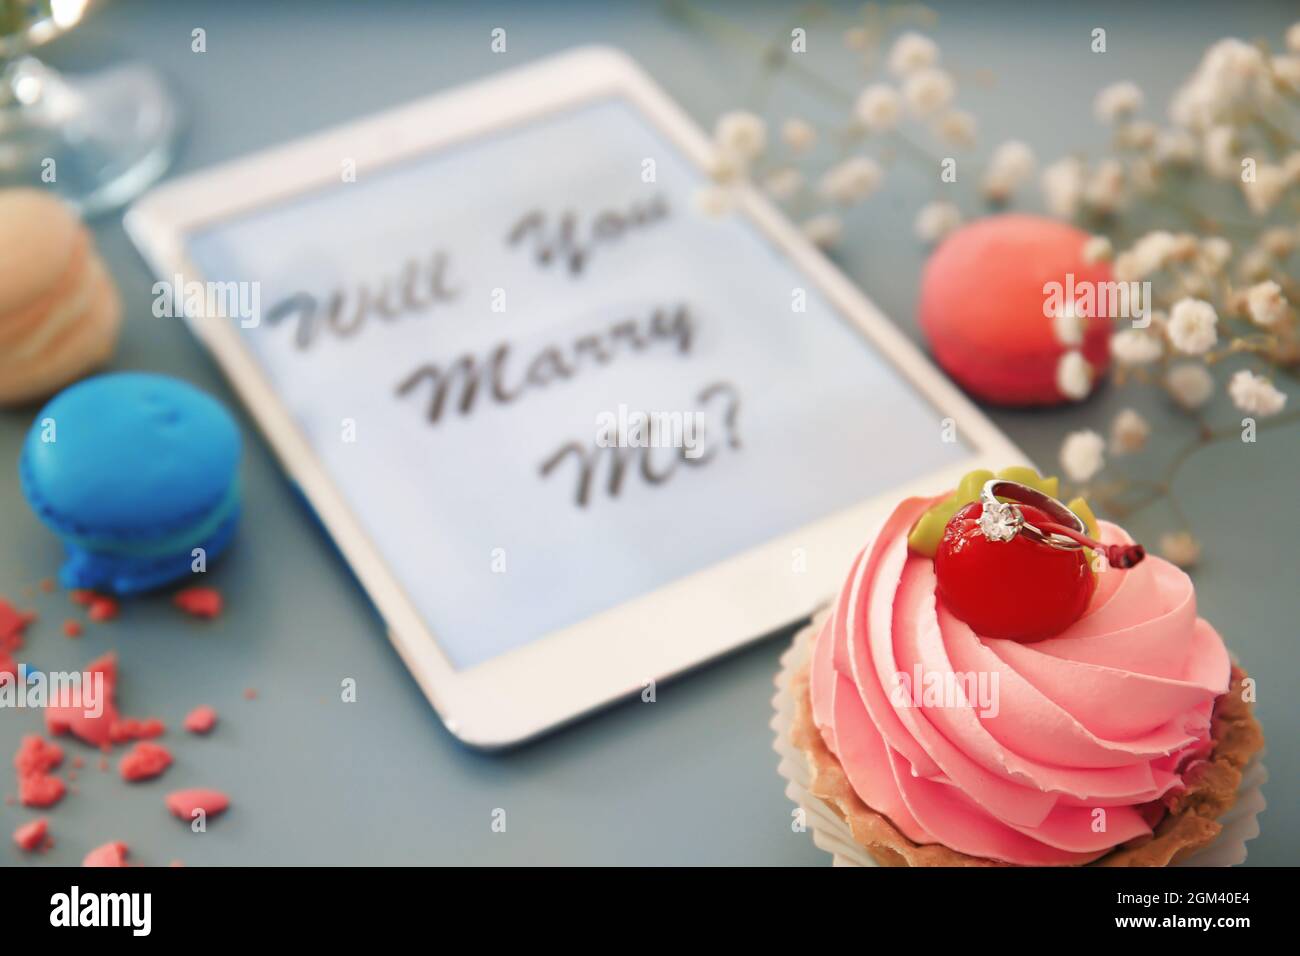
[185,97,967,670]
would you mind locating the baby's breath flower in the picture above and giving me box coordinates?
[1112,251,1140,283]
[1288,22,1300,53]
[708,150,745,184]
[1041,156,1085,218]
[762,167,804,201]
[1094,81,1144,123]
[1228,369,1287,416]
[844,26,870,52]
[1082,158,1125,214]
[801,213,842,248]
[1259,226,1297,258]
[1246,280,1287,327]
[1128,156,1159,194]
[913,201,962,243]
[1241,163,1288,215]
[1168,233,1199,262]
[1082,235,1113,263]
[1118,120,1158,150]
[1110,408,1151,454]
[692,185,734,218]
[1111,329,1163,365]
[1285,151,1300,185]
[902,68,955,117]
[714,111,767,164]
[1152,128,1197,166]
[855,84,902,131]
[1167,297,1219,354]
[982,140,1036,201]
[1201,125,1239,180]
[781,117,816,153]
[1055,351,1093,401]
[934,109,977,147]
[1198,236,1233,272]
[887,31,939,76]
[1128,230,1178,277]
[1238,247,1274,283]
[1159,531,1201,568]
[1051,300,1085,346]
[1165,362,1215,409]
[1060,429,1105,483]
[818,156,883,205]
[1272,55,1300,91]
[1170,39,1270,132]
[1178,270,1213,299]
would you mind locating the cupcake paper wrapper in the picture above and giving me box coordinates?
[771,617,1267,868]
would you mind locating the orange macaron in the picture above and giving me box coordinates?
[0,189,122,407]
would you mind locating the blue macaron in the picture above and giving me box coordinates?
[19,372,241,595]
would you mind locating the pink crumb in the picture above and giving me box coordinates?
[38,578,55,593]
[87,596,119,622]
[14,818,49,852]
[62,619,82,638]
[69,589,94,606]
[165,788,229,821]
[18,774,65,808]
[72,756,84,769]
[14,735,63,777]
[243,688,257,700]
[82,841,129,867]
[173,587,223,619]
[0,598,35,650]
[184,705,218,734]
[13,817,49,852]
[119,742,173,782]
[97,756,109,772]
[15,735,67,809]
[45,652,118,748]
[109,716,165,743]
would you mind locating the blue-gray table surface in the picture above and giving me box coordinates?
[2,0,1295,866]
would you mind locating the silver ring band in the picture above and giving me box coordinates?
[979,479,1087,550]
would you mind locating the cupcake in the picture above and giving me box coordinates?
[783,467,1264,866]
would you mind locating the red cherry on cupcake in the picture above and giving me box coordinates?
[934,501,1096,643]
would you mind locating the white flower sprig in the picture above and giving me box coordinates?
[679,2,1299,559]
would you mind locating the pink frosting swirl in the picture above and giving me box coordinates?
[809,496,1230,865]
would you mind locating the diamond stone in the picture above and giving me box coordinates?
[979,501,1022,543]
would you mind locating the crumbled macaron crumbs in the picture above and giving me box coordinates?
[14,817,49,852]
[173,587,223,619]
[87,596,119,622]
[165,788,229,821]
[119,742,173,782]
[82,841,129,867]
[183,706,217,735]
[14,735,65,809]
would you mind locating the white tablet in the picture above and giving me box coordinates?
[126,47,1024,747]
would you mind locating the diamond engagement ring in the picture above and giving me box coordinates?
[976,479,1146,568]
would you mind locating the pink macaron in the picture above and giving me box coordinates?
[918,213,1112,406]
